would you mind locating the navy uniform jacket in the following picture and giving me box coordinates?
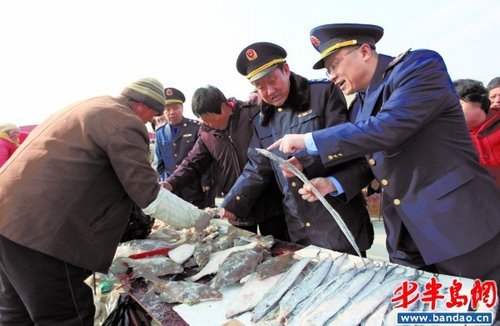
[154,117,205,208]
[222,73,374,253]
[312,49,500,266]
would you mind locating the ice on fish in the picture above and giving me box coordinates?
[149,280,223,305]
[168,243,195,264]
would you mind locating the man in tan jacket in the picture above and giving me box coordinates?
[0,78,210,325]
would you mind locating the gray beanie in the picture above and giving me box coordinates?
[121,78,166,114]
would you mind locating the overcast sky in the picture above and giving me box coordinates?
[1,0,499,126]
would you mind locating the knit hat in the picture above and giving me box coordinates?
[487,77,500,91]
[0,122,19,132]
[121,78,166,114]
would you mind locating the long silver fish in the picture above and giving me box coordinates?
[362,300,390,326]
[251,257,312,323]
[327,275,418,326]
[255,148,363,258]
[277,256,333,323]
[225,273,283,318]
[287,267,358,326]
[300,268,377,325]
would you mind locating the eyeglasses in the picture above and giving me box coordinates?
[325,47,359,78]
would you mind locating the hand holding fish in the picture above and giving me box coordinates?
[267,134,306,154]
[298,177,337,202]
[279,156,303,178]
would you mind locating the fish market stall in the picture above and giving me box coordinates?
[103,219,498,326]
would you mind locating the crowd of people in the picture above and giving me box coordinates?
[0,22,499,325]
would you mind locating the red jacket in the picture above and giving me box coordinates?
[470,113,500,186]
[0,136,18,167]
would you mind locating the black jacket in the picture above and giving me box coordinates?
[167,100,283,226]
[223,73,374,253]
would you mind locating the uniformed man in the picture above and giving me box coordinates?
[221,42,374,256]
[154,87,212,208]
[269,24,500,290]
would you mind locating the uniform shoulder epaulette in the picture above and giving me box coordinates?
[308,78,330,85]
[387,48,412,70]
[186,118,200,125]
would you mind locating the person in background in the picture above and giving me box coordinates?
[164,85,289,241]
[487,77,500,120]
[0,122,21,167]
[454,79,500,186]
[222,42,374,255]
[269,23,500,292]
[154,87,213,208]
[0,78,210,325]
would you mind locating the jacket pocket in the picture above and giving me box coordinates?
[421,164,474,199]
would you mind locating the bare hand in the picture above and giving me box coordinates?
[220,208,236,220]
[267,134,306,153]
[162,181,173,191]
[279,157,303,178]
[202,186,210,192]
[298,177,336,202]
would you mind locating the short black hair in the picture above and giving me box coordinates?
[191,85,227,118]
[453,79,490,114]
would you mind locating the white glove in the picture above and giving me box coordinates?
[143,188,211,230]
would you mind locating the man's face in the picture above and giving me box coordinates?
[199,103,232,130]
[489,87,500,112]
[164,103,183,124]
[252,65,291,107]
[460,99,486,129]
[324,45,370,95]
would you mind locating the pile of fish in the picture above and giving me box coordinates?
[109,221,280,305]
[109,222,488,325]
[243,255,419,325]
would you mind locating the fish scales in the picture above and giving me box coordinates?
[212,249,263,289]
[277,256,333,323]
[251,257,312,323]
[300,268,377,326]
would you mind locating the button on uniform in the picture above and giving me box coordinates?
[328,154,334,160]
[236,196,241,201]
[277,107,283,112]
[305,222,311,227]
[381,179,389,186]
[368,159,376,166]
[393,198,401,206]
[291,181,297,187]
